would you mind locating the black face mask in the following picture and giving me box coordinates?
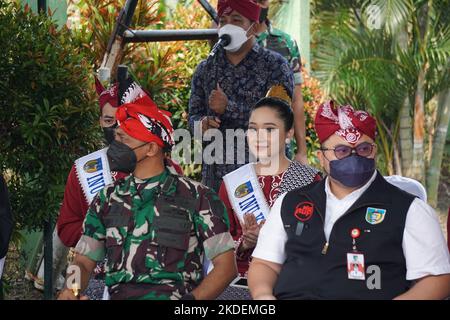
[329,155,376,188]
[102,126,116,145]
[107,140,147,173]
[259,8,269,24]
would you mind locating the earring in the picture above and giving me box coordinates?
[285,138,291,144]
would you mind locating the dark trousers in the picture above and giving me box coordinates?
[0,279,4,300]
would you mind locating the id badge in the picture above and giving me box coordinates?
[347,252,365,280]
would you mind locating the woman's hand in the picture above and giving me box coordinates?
[241,214,265,251]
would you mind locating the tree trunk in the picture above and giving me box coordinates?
[426,98,438,164]
[426,89,450,207]
[411,69,426,184]
[396,21,412,177]
[410,2,430,185]
[393,141,402,175]
[399,96,413,176]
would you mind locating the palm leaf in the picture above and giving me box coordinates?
[362,0,413,34]
[315,25,406,120]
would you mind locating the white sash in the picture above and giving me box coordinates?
[223,163,270,224]
[75,148,113,205]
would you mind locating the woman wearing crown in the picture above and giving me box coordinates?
[217,90,321,280]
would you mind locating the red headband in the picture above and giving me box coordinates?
[95,78,118,110]
[218,0,261,22]
[314,100,376,144]
[116,95,174,149]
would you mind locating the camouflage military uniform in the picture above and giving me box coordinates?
[257,25,304,85]
[75,168,234,300]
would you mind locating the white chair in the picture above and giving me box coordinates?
[384,175,427,202]
[102,286,110,300]
[34,229,69,291]
[0,257,5,279]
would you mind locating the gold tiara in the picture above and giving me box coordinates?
[265,85,292,105]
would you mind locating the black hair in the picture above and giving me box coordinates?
[251,97,294,131]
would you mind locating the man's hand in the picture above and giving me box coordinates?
[57,288,89,300]
[201,116,221,134]
[241,214,265,251]
[58,253,97,300]
[394,274,450,300]
[208,83,228,115]
[191,250,237,300]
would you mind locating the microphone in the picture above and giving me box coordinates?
[209,34,231,58]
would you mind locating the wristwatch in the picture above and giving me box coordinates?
[67,247,76,264]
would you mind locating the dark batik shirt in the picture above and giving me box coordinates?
[188,44,294,191]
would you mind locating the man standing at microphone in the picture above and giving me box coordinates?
[189,0,294,192]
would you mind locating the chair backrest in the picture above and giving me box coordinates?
[102,286,110,300]
[0,257,5,280]
[447,207,450,251]
[384,175,427,202]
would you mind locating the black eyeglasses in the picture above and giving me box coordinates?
[321,142,376,160]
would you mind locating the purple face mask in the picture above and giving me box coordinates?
[329,155,375,188]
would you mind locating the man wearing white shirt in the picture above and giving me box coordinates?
[248,101,450,300]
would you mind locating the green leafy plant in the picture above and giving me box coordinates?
[69,0,164,66]
[301,66,324,166]
[0,2,100,230]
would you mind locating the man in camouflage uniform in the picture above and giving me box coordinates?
[58,93,237,300]
[256,0,309,165]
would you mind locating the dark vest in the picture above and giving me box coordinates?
[274,172,415,300]
[102,174,202,299]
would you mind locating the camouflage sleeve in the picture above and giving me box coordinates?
[74,191,107,262]
[290,38,303,85]
[194,189,235,261]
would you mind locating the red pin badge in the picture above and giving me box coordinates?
[351,228,361,239]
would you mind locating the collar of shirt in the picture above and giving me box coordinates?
[323,170,377,241]
[132,170,167,185]
[217,42,261,64]
[257,25,283,41]
[267,24,283,37]
[118,169,168,199]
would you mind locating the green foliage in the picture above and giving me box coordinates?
[160,1,212,128]
[297,68,325,166]
[70,0,164,67]
[0,2,100,230]
[161,1,212,179]
[312,0,450,175]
